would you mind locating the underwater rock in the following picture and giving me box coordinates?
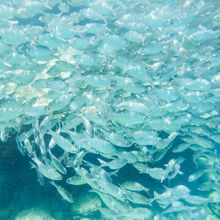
[71,192,102,216]
[15,207,55,220]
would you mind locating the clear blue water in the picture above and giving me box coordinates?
[0,1,220,219]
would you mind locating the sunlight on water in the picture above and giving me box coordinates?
[0,0,220,219]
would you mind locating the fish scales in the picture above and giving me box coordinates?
[0,1,219,219]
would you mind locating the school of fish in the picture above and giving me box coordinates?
[0,0,219,219]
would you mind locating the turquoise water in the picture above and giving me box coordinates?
[0,0,220,219]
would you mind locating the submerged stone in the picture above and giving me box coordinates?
[15,208,55,220]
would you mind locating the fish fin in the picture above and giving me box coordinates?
[160,175,165,183]
[118,183,124,190]
[150,191,158,203]
[56,151,67,163]
[97,158,105,165]
[154,191,159,197]
[89,188,97,194]
[50,181,57,189]
[144,189,151,196]
[36,171,44,186]
[162,185,169,191]
[83,159,94,167]
[178,170,184,175]
[30,161,36,169]
[110,169,119,177]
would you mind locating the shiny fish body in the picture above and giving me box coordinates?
[98,158,127,170]
[66,175,87,185]
[83,137,117,155]
[48,150,67,175]
[31,156,62,181]
[125,190,151,205]
[120,181,150,194]
[48,132,77,153]
[111,111,145,127]
[141,167,166,180]
[188,169,207,182]
[0,1,219,219]
[101,129,130,148]
[50,181,74,203]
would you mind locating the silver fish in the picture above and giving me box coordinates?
[98,158,127,170]
[31,156,62,180]
[50,181,74,203]
[120,181,150,194]
[66,174,87,185]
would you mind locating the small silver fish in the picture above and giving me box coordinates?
[50,181,74,203]
[98,158,127,170]
[120,181,150,194]
[188,169,207,182]
[48,131,77,153]
[31,156,62,181]
[66,174,87,185]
